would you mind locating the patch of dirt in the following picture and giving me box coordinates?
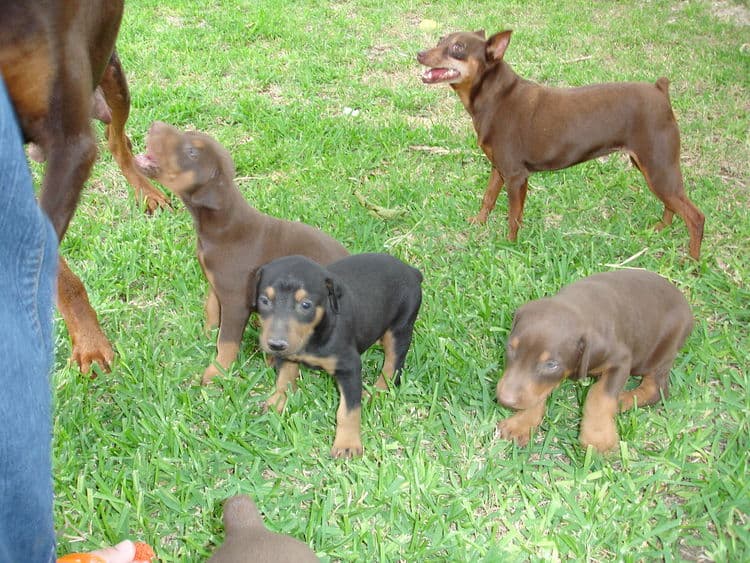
[711,0,750,25]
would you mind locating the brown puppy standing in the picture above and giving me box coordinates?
[138,122,349,384]
[496,269,693,452]
[417,30,704,259]
[208,495,319,563]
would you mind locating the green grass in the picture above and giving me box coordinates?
[48,0,749,560]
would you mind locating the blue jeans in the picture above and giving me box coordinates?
[0,77,59,562]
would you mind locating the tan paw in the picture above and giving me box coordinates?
[467,212,488,225]
[496,417,533,447]
[201,365,220,386]
[579,425,619,453]
[263,392,287,414]
[331,438,363,458]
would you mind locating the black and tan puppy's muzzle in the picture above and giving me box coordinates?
[257,289,326,357]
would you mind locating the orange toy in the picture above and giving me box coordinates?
[57,541,155,563]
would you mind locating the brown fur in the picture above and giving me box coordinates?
[208,495,318,563]
[138,122,349,384]
[496,269,693,452]
[417,29,705,259]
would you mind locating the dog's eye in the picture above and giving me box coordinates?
[258,295,272,308]
[185,145,199,160]
[539,360,561,374]
[451,42,465,54]
[298,299,313,311]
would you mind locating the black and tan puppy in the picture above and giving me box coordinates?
[137,122,349,384]
[208,495,319,563]
[255,253,423,458]
[417,30,704,259]
[496,269,693,452]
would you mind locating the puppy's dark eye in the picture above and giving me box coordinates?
[185,144,199,160]
[258,295,271,308]
[298,299,313,311]
[451,42,465,54]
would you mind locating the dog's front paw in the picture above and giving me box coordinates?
[70,332,115,377]
[579,423,619,453]
[496,415,533,447]
[201,365,220,385]
[263,391,287,414]
[331,438,363,459]
[467,212,489,225]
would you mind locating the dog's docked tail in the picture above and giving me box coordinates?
[655,76,670,97]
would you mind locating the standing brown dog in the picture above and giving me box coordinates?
[1,5,167,375]
[417,30,704,259]
[496,269,693,452]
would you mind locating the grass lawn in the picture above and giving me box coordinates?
[47,0,748,560]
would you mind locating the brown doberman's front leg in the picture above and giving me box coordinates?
[506,176,529,242]
[99,52,170,213]
[56,257,114,376]
[579,364,630,452]
[201,300,251,385]
[468,168,504,224]
[203,287,220,334]
[497,400,546,447]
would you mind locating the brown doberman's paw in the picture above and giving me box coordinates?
[263,392,287,414]
[70,334,114,377]
[141,188,171,214]
[467,212,489,225]
[496,416,533,447]
[330,441,363,459]
[201,365,220,385]
[579,424,619,453]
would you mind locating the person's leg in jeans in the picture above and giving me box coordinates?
[0,76,58,562]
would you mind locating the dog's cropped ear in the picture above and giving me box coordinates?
[573,335,590,381]
[486,30,512,62]
[473,30,486,39]
[325,277,342,314]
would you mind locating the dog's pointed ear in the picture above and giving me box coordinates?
[325,276,342,314]
[473,30,486,39]
[486,30,512,62]
[573,335,590,381]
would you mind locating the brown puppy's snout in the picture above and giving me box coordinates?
[496,376,520,408]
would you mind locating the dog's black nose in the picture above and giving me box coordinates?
[267,339,288,352]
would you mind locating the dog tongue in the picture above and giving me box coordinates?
[421,68,457,84]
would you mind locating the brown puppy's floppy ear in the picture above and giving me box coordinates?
[250,266,264,307]
[486,30,512,62]
[325,277,342,314]
[185,182,221,210]
[573,335,590,381]
[473,30,486,39]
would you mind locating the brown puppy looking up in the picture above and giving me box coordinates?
[417,30,704,260]
[137,122,349,384]
[208,495,319,563]
[496,269,693,452]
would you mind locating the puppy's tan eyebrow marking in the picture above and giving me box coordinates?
[539,351,551,362]
[294,288,308,302]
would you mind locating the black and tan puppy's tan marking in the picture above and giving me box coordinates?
[256,253,423,458]
[137,122,349,384]
[496,269,693,452]
[417,30,704,260]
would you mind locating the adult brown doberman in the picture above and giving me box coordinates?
[417,30,705,259]
[1,4,168,374]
